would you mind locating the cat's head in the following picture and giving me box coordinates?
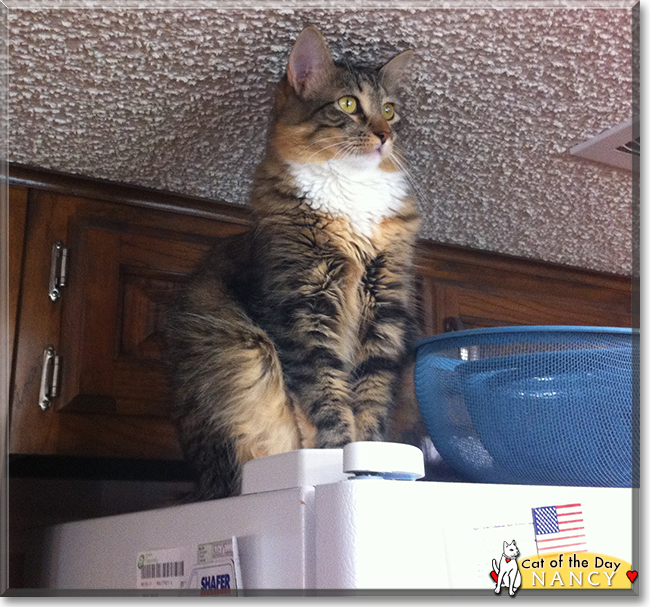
[503,541,520,558]
[270,27,413,170]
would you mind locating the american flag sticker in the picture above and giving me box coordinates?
[532,503,587,554]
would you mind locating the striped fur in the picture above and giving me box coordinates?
[166,28,421,500]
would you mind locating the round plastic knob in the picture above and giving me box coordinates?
[342,441,425,480]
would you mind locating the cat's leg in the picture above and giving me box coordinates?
[265,260,359,449]
[495,568,505,594]
[353,254,418,441]
[508,570,518,595]
[275,300,357,449]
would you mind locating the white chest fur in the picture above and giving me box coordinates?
[289,159,408,238]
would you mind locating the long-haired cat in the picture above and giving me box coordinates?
[166,27,421,500]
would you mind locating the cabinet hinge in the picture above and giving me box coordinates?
[48,240,68,301]
[39,346,61,411]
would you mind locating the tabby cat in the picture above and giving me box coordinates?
[166,27,421,500]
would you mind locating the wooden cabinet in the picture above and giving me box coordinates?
[59,214,211,417]
[9,181,249,460]
[8,165,633,464]
[415,246,631,336]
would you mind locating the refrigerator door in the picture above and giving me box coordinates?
[28,486,315,590]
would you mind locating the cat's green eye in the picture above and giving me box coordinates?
[383,103,395,120]
[338,96,358,114]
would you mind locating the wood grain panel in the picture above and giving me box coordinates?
[55,413,182,459]
[9,193,78,454]
[455,287,630,328]
[414,242,631,315]
[118,269,183,360]
[9,162,252,226]
[59,214,216,416]
[430,283,631,336]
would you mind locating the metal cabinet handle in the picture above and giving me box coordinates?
[49,241,68,301]
[39,346,60,411]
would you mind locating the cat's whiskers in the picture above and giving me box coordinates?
[303,139,350,163]
[388,150,415,189]
[331,141,356,162]
[301,134,347,153]
[390,148,428,205]
[389,150,411,181]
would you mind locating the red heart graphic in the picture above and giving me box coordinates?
[627,571,638,583]
[490,571,498,583]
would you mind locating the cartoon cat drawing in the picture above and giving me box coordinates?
[492,540,522,596]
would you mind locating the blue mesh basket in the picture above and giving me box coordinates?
[414,326,638,487]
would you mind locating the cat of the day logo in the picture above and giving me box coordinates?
[489,541,638,594]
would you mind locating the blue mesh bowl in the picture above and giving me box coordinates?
[414,326,638,487]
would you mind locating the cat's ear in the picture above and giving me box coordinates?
[380,49,415,90]
[287,27,334,98]
[503,541,508,551]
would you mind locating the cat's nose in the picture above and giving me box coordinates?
[375,130,391,144]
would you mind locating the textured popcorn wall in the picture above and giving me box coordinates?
[8,7,634,275]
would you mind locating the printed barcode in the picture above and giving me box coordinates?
[140,560,185,579]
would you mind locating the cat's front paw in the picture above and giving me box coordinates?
[316,418,355,448]
[316,428,354,449]
[317,435,353,449]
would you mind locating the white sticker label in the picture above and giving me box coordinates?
[136,546,190,589]
[187,538,242,594]
[136,538,241,594]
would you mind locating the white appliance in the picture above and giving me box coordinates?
[26,443,635,593]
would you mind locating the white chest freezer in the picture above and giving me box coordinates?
[25,444,636,594]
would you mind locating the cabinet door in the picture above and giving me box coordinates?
[58,215,210,416]
[427,281,631,335]
[10,191,248,458]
